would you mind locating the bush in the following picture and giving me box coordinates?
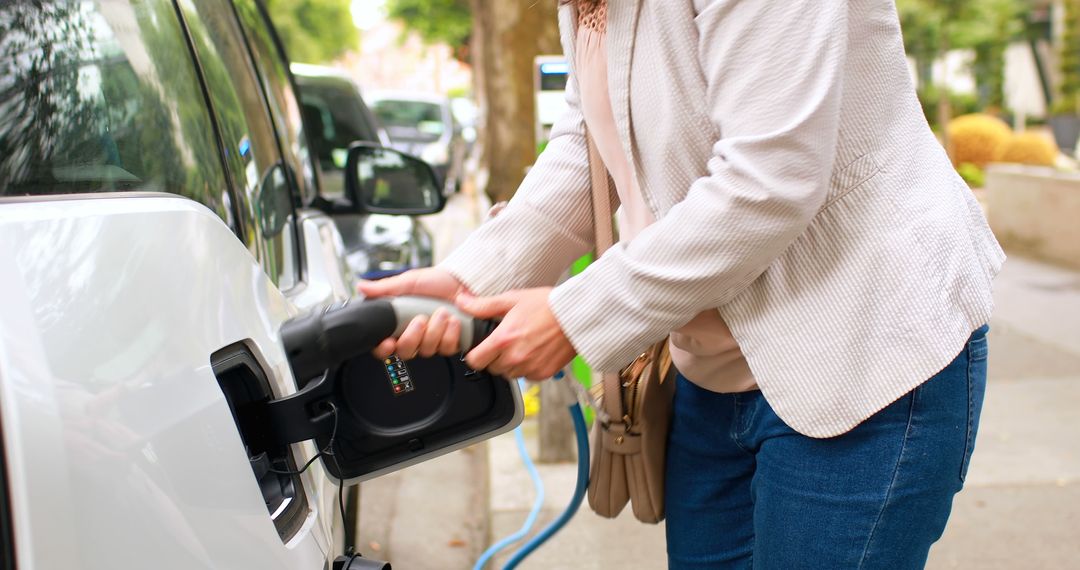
[947,113,1013,167]
[1000,133,1060,166]
[956,162,985,188]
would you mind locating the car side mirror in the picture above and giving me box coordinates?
[345,142,446,215]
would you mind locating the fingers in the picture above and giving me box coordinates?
[457,292,517,320]
[358,268,466,302]
[418,308,457,358]
[395,315,428,359]
[357,272,416,298]
[373,337,396,360]
[464,324,516,371]
[438,316,462,355]
[391,311,462,360]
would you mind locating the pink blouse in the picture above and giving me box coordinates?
[575,1,756,393]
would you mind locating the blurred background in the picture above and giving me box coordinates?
[267,0,1079,568]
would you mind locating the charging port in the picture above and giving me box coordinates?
[212,343,308,540]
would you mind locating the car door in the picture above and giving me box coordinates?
[0,0,334,567]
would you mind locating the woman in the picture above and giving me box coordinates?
[360,1,1004,567]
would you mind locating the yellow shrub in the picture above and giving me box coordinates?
[1000,132,1059,166]
[948,114,1013,167]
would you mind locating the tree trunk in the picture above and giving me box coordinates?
[539,381,576,463]
[470,0,561,203]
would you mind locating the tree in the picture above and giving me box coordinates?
[961,0,1029,111]
[385,0,472,61]
[388,0,561,204]
[1054,0,1080,115]
[469,0,561,203]
[263,0,358,63]
[895,0,1027,144]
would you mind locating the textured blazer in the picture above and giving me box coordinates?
[441,0,1005,437]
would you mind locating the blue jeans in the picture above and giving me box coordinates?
[665,325,989,569]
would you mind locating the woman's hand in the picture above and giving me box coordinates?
[457,288,576,381]
[356,267,468,360]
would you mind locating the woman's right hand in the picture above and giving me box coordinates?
[356,267,468,361]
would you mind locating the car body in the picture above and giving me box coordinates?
[0,1,518,569]
[291,65,435,281]
[368,91,468,196]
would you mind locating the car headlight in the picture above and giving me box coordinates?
[420,143,449,166]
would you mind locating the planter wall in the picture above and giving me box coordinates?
[986,164,1080,269]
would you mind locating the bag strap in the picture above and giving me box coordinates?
[585,129,624,426]
[586,132,615,256]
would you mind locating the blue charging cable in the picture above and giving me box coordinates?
[474,374,591,569]
[472,415,545,569]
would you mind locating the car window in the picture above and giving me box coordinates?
[0,0,231,224]
[295,77,382,201]
[178,0,299,289]
[372,100,446,142]
[231,0,318,207]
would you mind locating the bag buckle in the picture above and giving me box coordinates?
[619,351,650,381]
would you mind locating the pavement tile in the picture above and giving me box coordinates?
[927,483,1080,570]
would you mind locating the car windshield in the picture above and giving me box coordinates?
[298,79,380,172]
[371,99,445,143]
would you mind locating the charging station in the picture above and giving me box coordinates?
[534,56,570,147]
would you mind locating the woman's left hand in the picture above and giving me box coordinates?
[457,287,576,381]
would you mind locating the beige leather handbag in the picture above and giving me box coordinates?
[584,133,676,524]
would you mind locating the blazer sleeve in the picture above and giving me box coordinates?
[438,71,612,296]
[549,0,849,372]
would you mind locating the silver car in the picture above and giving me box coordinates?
[368,91,468,196]
[292,65,435,280]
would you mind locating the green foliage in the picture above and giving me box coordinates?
[919,86,981,129]
[385,0,472,57]
[1056,0,1080,115]
[896,0,1028,111]
[263,0,358,63]
[956,162,985,188]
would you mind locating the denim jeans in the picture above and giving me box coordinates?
[665,325,989,569]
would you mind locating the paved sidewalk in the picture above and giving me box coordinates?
[355,183,494,567]
[485,255,1080,569]
[354,177,1080,568]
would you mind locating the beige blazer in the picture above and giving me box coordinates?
[441,0,1005,437]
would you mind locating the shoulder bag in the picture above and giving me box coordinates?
[583,132,676,524]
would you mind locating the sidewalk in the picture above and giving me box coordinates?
[485,255,1080,569]
[355,179,1080,568]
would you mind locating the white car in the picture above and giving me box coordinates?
[0,1,520,569]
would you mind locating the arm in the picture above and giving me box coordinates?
[439,75,617,296]
[549,0,849,371]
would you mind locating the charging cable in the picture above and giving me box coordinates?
[472,381,546,570]
[475,372,591,569]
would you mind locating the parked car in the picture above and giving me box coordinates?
[369,91,468,195]
[292,64,435,280]
[450,96,480,152]
[0,1,509,569]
